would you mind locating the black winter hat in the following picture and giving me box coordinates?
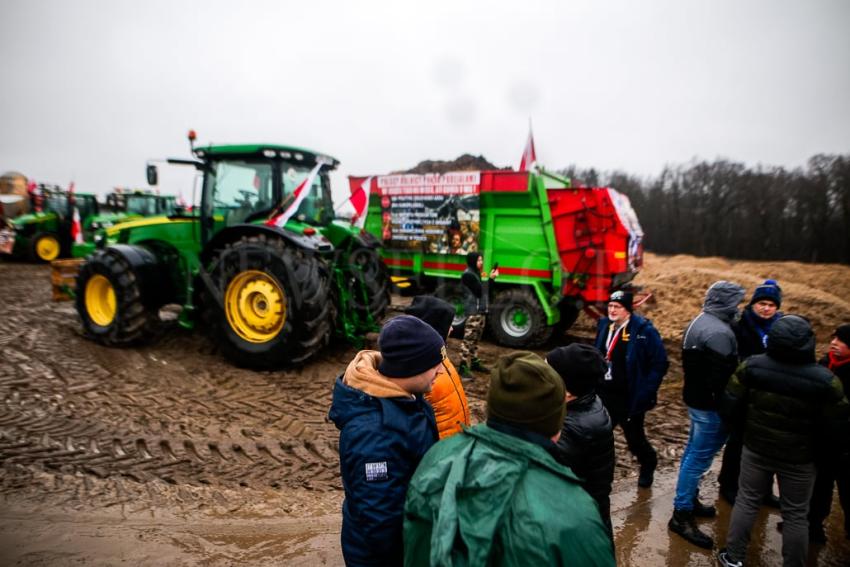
[833,323,850,346]
[750,279,782,308]
[404,295,455,339]
[378,315,446,378]
[609,290,634,312]
[546,344,606,397]
[487,351,566,437]
[466,252,481,269]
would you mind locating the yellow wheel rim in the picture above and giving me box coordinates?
[36,235,60,261]
[85,274,117,327]
[224,270,286,343]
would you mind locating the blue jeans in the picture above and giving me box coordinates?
[673,407,728,510]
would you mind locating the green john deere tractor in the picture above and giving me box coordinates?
[0,186,122,262]
[74,134,389,368]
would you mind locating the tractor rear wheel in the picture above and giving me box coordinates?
[31,232,62,262]
[76,249,158,344]
[210,235,332,369]
[433,281,468,338]
[345,247,390,325]
[488,287,553,348]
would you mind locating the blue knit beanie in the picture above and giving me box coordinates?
[750,279,782,308]
[378,315,446,378]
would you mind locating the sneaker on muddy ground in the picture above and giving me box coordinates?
[668,509,714,549]
[715,548,743,567]
[470,358,489,373]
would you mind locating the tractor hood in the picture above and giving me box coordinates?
[104,215,181,237]
[10,211,58,229]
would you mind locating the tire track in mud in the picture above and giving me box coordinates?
[0,262,344,512]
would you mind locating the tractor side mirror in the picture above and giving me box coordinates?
[146,164,159,186]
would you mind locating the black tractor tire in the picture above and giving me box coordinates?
[208,235,332,369]
[30,232,63,262]
[345,247,390,325]
[433,280,469,338]
[488,287,553,348]
[76,249,158,345]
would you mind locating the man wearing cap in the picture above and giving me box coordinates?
[328,315,444,567]
[808,322,850,542]
[669,280,745,550]
[548,344,616,540]
[720,279,784,506]
[716,316,849,567]
[459,251,499,379]
[405,295,471,439]
[404,351,615,566]
[594,289,668,488]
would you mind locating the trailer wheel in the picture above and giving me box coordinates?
[31,232,62,262]
[76,249,158,344]
[434,281,468,338]
[346,247,390,324]
[489,288,553,348]
[210,235,332,369]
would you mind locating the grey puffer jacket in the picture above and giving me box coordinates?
[681,281,746,410]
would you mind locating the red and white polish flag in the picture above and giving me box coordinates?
[349,176,371,228]
[265,162,323,228]
[71,206,84,244]
[518,125,537,172]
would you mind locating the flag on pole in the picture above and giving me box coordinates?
[67,181,84,244]
[349,176,371,228]
[518,123,537,172]
[71,206,84,244]
[265,162,323,228]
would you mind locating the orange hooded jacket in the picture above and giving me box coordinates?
[425,359,471,439]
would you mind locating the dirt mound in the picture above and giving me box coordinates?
[395,154,509,174]
[632,253,850,346]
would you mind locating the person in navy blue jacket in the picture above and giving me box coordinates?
[594,290,669,488]
[328,315,443,567]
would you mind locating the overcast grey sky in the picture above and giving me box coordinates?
[1,0,848,200]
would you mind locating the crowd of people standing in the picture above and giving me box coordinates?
[328,266,850,566]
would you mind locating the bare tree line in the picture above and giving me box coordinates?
[557,154,850,264]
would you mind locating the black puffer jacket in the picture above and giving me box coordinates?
[552,394,615,512]
[721,315,850,464]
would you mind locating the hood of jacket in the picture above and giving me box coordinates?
[703,281,746,323]
[766,315,816,364]
[328,351,416,431]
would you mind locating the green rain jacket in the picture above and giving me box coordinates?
[403,424,615,567]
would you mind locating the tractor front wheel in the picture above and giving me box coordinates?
[76,249,158,344]
[31,232,62,262]
[210,235,332,369]
[488,287,553,348]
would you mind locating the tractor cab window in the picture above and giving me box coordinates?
[126,195,158,216]
[76,196,97,220]
[281,165,329,225]
[44,193,69,216]
[159,197,177,215]
[206,160,274,225]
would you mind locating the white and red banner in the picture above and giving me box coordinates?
[376,172,480,196]
[265,162,323,228]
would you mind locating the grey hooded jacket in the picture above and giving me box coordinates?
[681,281,746,410]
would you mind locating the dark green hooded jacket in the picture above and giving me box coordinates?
[403,424,615,567]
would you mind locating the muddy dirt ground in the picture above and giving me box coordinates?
[1,253,849,566]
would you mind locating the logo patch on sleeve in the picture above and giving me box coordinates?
[365,461,388,482]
